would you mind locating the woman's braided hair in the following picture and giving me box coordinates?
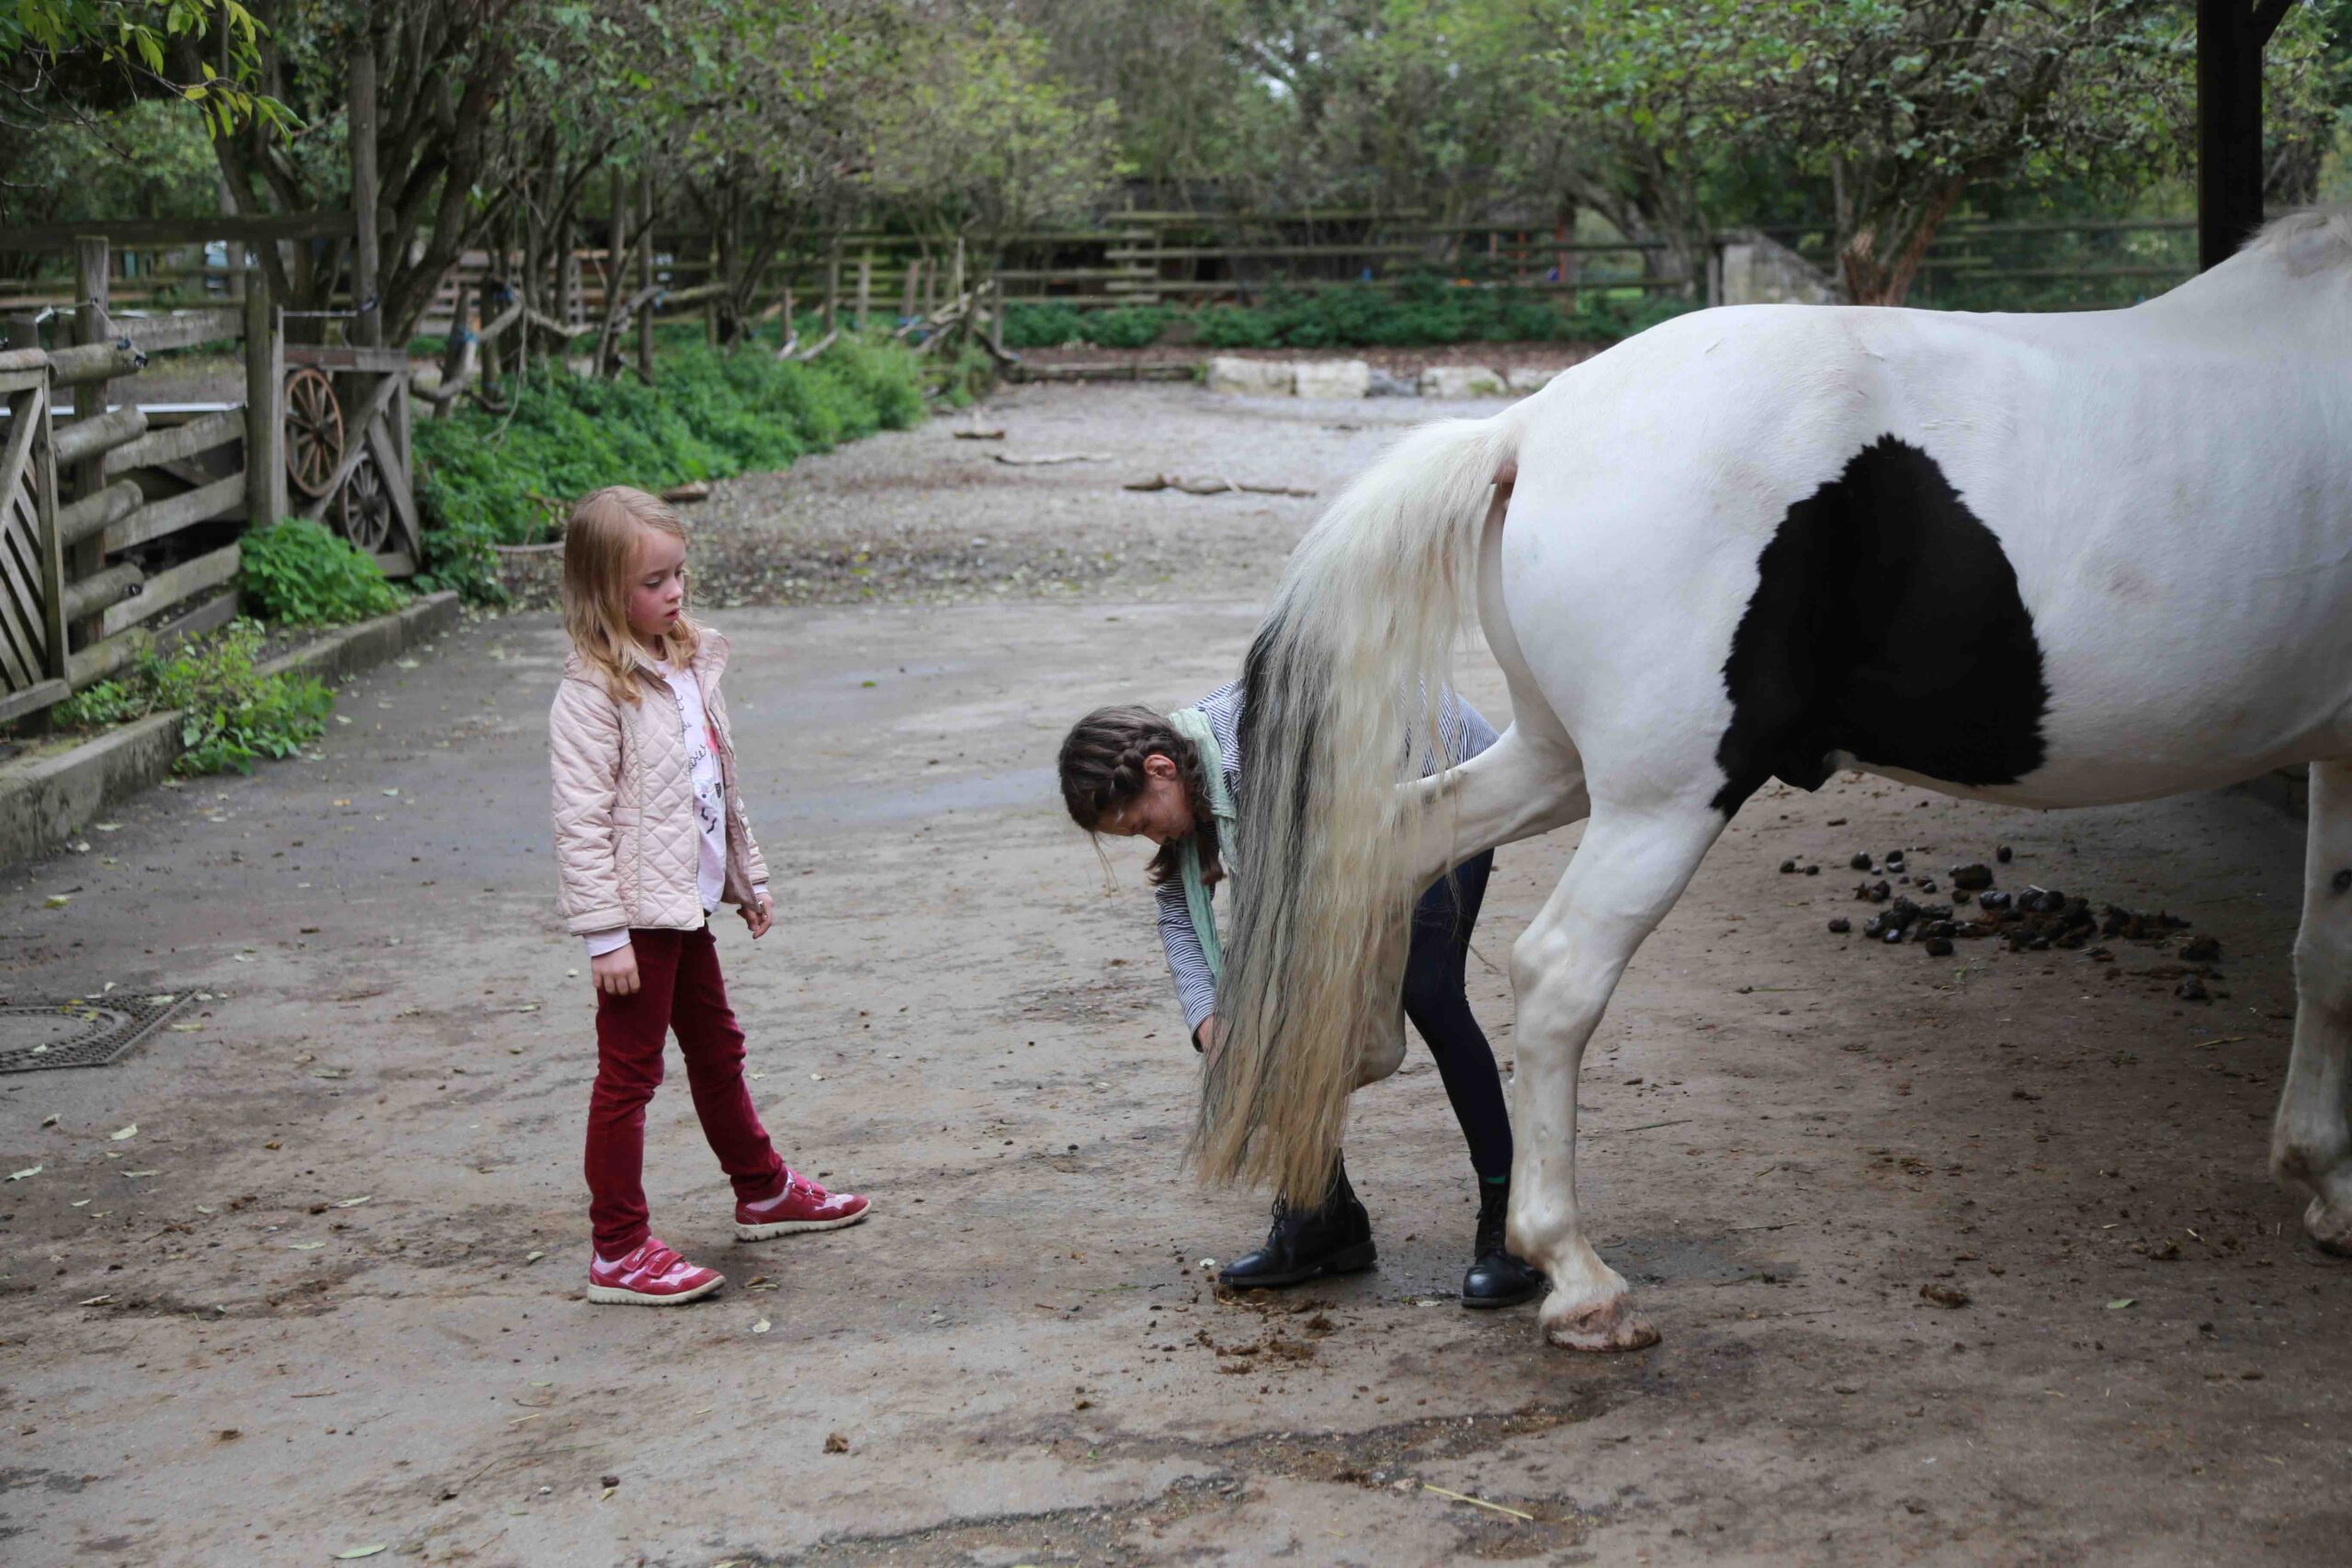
[1058,705,1223,886]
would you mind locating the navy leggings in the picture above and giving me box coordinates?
[1401,851,1512,1182]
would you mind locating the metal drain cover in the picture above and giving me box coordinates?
[0,993,190,1074]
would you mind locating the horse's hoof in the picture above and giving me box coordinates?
[1542,1293,1660,1353]
[2306,1195,2352,1258]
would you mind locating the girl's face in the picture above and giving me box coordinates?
[1102,752,1194,845]
[625,527,687,646]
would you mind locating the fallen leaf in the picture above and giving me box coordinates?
[44,896,69,908]
[524,1249,546,1264]
[752,1318,771,1335]
[6,1166,42,1181]
[382,788,400,797]
[78,1294,114,1305]
[169,1023,203,1032]
[93,822,121,832]
[2107,1298,2137,1310]
[599,1485,616,1501]
[395,659,421,671]
[1920,1283,1970,1309]
[40,1113,58,1128]
[121,1170,157,1178]
[109,1123,138,1141]
[333,1547,388,1561]
[823,1432,850,1453]
[195,1204,216,1214]
[288,1241,327,1250]
[334,1196,371,1208]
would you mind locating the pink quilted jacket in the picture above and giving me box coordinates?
[549,629,770,935]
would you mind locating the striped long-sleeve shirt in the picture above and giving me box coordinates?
[1156,681,1499,1039]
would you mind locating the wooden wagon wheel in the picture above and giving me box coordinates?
[283,367,345,499]
[335,446,394,556]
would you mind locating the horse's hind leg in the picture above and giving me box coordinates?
[1509,800,1725,1348]
[2272,758,2352,1255]
[1406,724,1591,887]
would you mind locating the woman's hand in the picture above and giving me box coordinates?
[592,944,639,997]
[741,891,775,940]
[1194,1015,1221,1066]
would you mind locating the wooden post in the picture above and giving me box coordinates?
[899,256,922,321]
[243,266,286,526]
[2198,0,2287,270]
[854,249,872,333]
[608,168,630,372]
[220,182,247,303]
[349,37,382,346]
[68,235,112,649]
[821,238,841,334]
[948,235,966,305]
[636,171,656,382]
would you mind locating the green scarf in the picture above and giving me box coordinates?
[1165,705,1238,986]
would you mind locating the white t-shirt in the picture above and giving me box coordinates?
[582,662,758,958]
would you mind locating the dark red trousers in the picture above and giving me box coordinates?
[585,924,786,1258]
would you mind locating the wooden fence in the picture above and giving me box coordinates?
[0,227,415,728]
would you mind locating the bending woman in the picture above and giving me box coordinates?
[1058,681,1543,1307]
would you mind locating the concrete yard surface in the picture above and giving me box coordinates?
[0,385,2346,1566]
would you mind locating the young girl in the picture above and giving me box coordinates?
[1058,683,1543,1308]
[550,486,869,1306]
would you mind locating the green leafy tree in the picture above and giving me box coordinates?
[865,12,1120,265]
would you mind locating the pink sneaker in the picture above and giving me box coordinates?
[586,1236,724,1306]
[735,1168,871,1240]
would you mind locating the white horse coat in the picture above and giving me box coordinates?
[1199,210,2352,1351]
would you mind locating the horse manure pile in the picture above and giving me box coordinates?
[1791,846,2229,999]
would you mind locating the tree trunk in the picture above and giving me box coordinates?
[1838,177,1967,307]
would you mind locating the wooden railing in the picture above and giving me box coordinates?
[0,225,415,727]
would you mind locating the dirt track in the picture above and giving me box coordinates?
[1,384,2346,1565]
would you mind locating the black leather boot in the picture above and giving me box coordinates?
[1218,1156,1375,1290]
[1462,1179,1546,1308]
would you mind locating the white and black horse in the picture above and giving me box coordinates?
[1198,209,2352,1351]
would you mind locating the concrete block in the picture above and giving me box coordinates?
[1292,359,1372,400]
[1506,367,1562,393]
[0,592,463,871]
[1204,356,1295,396]
[1417,365,1507,399]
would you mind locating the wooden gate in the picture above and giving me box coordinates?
[0,354,66,725]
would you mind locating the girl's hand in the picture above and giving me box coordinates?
[1194,1015,1221,1066]
[741,892,775,940]
[592,944,640,996]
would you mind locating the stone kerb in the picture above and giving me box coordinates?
[1204,356,1570,400]
[1292,359,1373,400]
[1204,356,1296,396]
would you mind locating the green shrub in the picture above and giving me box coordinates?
[410,335,929,602]
[240,519,407,626]
[1002,303,1089,347]
[1185,281,1696,351]
[1000,303,1173,349]
[49,619,334,775]
[51,678,145,729]
[1193,304,1282,348]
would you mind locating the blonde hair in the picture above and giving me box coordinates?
[561,486,700,705]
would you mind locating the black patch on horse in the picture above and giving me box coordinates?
[1711,435,2048,816]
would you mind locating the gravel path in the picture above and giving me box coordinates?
[2,383,2344,1566]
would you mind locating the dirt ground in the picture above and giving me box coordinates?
[1,384,2346,1567]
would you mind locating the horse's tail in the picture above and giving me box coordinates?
[1197,410,1525,1200]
